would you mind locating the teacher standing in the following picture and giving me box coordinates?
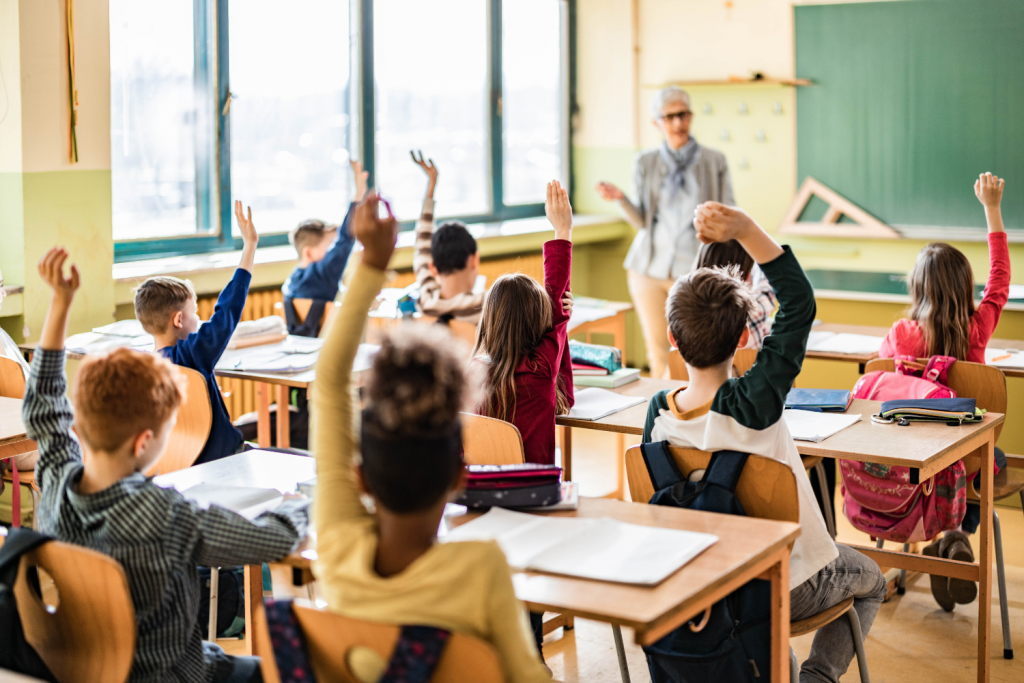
[597,86,734,379]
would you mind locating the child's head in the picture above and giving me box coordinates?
[290,219,338,265]
[73,348,186,468]
[474,273,570,421]
[430,221,480,283]
[359,325,475,514]
[134,276,200,338]
[908,242,975,360]
[666,267,755,368]
[696,240,755,284]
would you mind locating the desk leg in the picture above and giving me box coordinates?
[256,383,271,448]
[614,312,627,366]
[977,437,994,683]
[616,433,626,500]
[561,426,573,481]
[275,385,291,449]
[243,564,262,656]
[769,548,791,683]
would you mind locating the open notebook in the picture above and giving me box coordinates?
[806,331,885,356]
[443,507,717,586]
[178,483,286,520]
[567,388,647,421]
[783,410,862,443]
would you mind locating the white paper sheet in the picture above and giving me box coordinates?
[92,319,147,337]
[1007,284,1024,300]
[783,410,862,442]
[443,508,717,585]
[180,483,284,520]
[568,306,618,330]
[567,388,647,421]
[807,333,885,356]
[985,347,1024,368]
[66,331,154,355]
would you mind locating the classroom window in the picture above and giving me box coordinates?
[110,0,572,262]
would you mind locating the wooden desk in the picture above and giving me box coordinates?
[557,378,685,498]
[153,450,317,656]
[568,300,634,362]
[283,497,798,683]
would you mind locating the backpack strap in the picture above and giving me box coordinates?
[0,527,53,577]
[264,599,316,683]
[640,441,686,491]
[702,450,751,493]
[380,626,452,683]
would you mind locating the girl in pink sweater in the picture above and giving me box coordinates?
[879,173,1009,363]
[879,172,1009,613]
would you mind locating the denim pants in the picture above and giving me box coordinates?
[790,544,886,683]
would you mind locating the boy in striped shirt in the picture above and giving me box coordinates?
[25,247,308,683]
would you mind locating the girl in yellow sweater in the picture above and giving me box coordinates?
[313,193,551,683]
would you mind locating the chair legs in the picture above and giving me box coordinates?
[813,462,837,539]
[846,604,871,683]
[208,567,220,642]
[611,624,632,683]
[790,647,799,683]
[897,543,910,595]
[993,511,1013,659]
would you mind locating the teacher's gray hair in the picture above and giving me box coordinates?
[650,86,691,120]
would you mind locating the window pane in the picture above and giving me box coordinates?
[374,0,490,220]
[503,0,563,205]
[229,0,354,235]
[110,1,198,240]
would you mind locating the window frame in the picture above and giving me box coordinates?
[114,0,575,263]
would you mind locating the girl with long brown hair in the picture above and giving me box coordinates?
[474,181,575,465]
[878,172,1009,613]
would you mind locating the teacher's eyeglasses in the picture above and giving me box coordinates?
[662,110,692,122]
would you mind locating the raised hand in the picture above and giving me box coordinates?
[410,150,439,199]
[562,291,574,317]
[975,172,1005,209]
[545,180,573,241]
[354,193,399,271]
[595,182,624,201]
[234,200,259,249]
[692,202,758,244]
[351,159,369,201]
[38,247,81,303]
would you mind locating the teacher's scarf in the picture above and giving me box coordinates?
[659,138,701,195]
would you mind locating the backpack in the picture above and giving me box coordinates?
[0,528,58,681]
[640,442,772,683]
[198,567,247,638]
[841,355,966,543]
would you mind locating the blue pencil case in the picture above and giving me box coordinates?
[569,340,622,373]
[872,398,982,425]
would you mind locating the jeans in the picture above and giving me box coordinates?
[205,642,263,683]
[790,544,886,683]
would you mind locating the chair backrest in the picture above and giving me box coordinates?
[0,356,27,399]
[461,412,525,465]
[275,299,336,337]
[863,357,1006,441]
[15,541,136,683]
[667,348,751,382]
[624,445,799,523]
[256,599,504,683]
[733,348,758,376]
[151,367,213,475]
[667,349,688,381]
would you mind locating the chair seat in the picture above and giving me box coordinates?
[791,596,854,637]
[801,455,824,470]
[967,468,1024,502]
[1,464,39,491]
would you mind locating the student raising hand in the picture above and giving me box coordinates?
[975,172,1006,233]
[694,201,783,265]
[410,150,439,199]
[354,193,399,271]
[38,247,81,303]
[545,180,573,241]
[234,200,259,273]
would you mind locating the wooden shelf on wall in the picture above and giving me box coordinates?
[645,77,812,88]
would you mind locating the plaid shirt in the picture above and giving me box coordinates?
[746,279,778,349]
[24,349,309,683]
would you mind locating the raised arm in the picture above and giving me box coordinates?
[302,204,357,292]
[534,181,574,379]
[411,151,441,294]
[974,173,1010,341]
[695,203,813,428]
[186,497,309,568]
[314,194,397,531]
[24,248,84,488]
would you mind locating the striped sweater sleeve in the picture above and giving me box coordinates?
[712,247,815,430]
[413,196,486,319]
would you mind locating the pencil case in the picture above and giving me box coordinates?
[569,340,622,373]
[871,398,982,426]
[463,464,562,489]
[456,482,563,509]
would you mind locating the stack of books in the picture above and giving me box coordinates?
[572,363,640,388]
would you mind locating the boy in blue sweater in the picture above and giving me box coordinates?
[281,160,368,336]
[134,201,258,464]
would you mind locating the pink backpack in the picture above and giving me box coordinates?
[840,355,966,543]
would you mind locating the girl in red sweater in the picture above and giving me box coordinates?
[474,180,575,466]
[879,172,1009,612]
[879,173,1009,363]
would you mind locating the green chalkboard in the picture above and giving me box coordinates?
[795,0,1024,232]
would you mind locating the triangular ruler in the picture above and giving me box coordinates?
[778,177,900,239]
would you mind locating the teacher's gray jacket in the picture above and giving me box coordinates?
[618,146,734,278]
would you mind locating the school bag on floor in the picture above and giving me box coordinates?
[840,355,967,543]
[639,442,772,683]
[0,528,58,681]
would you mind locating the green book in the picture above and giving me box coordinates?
[573,368,641,389]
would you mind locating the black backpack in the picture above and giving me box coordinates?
[640,441,773,683]
[0,528,58,681]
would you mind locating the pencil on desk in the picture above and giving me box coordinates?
[992,353,1012,362]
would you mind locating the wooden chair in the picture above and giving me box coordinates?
[254,599,503,683]
[864,357,1017,657]
[624,444,870,683]
[150,367,213,476]
[274,298,338,338]
[418,315,479,352]
[667,348,754,382]
[0,356,27,398]
[15,541,136,683]
[461,413,525,465]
